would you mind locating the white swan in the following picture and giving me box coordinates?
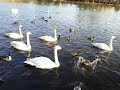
[11,32,32,51]
[92,36,116,51]
[39,28,57,43]
[6,25,23,39]
[24,45,62,69]
[11,8,18,15]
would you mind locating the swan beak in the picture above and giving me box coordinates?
[59,47,62,50]
[58,46,62,50]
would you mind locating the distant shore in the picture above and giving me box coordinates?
[66,0,120,6]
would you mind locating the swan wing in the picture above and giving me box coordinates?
[11,41,28,51]
[24,57,57,69]
[92,43,110,50]
[6,33,23,39]
[39,36,56,42]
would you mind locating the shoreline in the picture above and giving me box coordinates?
[66,0,120,6]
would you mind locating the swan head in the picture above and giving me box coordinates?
[19,25,23,28]
[54,45,62,50]
[19,25,23,30]
[27,32,32,35]
[112,36,116,39]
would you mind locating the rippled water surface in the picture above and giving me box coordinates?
[0,0,120,90]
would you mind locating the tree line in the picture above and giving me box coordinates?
[67,0,120,4]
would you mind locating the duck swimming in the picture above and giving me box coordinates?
[0,53,12,61]
[76,56,100,72]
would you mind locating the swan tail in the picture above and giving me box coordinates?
[11,41,18,47]
[24,60,35,66]
[91,43,96,46]
[39,37,44,40]
[5,33,10,36]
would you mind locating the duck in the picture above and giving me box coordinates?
[87,36,95,42]
[92,36,116,51]
[72,52,81,59]
[65,36,72,42]
[31,20,35,24]
[6,25,23,39]
[13,20,19,25]
[39,28,57,43]
[44,19,48,22]
[24,45,62,69]
[69,28,75,33]
[81,60,98,72]
[11,32,32,52]
[0,53,12,61]
[76,56,100,72]
[57,35,61,40]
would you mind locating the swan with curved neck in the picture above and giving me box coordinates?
[11,32,32,51]
[6,25,23,39]
[92,36,116,51]
[24,45,62,69]
[39,28,57,43]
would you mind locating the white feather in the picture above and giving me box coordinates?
[24,45,62,69]
[6,25,23,39]
[39,29,57,43]
[92,36,116,51]
[11,32,32,51]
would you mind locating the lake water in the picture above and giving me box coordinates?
[0,0,120,90]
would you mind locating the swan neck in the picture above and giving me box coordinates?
[109,37,114,51]
[54,29,57,41]
[19,27,23,36]
[54,48,60,67]
[27,34,31,49]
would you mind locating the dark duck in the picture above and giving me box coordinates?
[0,53,12,61]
